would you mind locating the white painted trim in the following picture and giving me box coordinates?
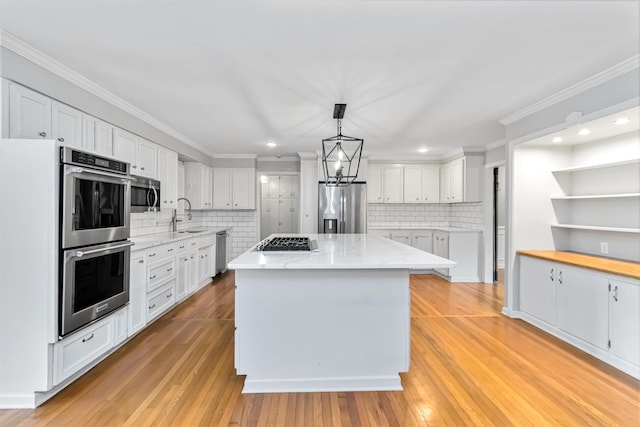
[0,394,37,409]
[0,30,211,155]
[500,55,640,125]
[256,156,299,162]
[485,138,507,150]
[211,153,258,159]
[297,151,318,160]
[243,375,402,394]
[484,160,505,169]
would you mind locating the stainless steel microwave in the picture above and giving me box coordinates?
[131,177,161,213]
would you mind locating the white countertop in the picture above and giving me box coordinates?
[228,233,456,270]
[130,226,229,250]
[368,224,481,233]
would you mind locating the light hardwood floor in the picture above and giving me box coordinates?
[1,272,638,426]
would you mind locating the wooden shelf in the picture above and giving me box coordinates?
[550,193,640,200]
[551,158,639,174]
[517,250,640,280]
[551,224,640,233]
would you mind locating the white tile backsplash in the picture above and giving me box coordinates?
[368,202,483,230]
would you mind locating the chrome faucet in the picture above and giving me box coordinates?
[172,197,193,232]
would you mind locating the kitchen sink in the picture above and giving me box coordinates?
[178,229,205,234]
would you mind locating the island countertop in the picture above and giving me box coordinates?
[228,233,456,270]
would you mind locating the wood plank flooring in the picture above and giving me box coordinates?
[1,272,637,426]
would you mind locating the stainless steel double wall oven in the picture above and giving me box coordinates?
[59,148,134,337]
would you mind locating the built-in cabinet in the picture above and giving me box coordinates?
[299,158,318,233]
[157,146,178,210]
[128,252,147,336]
[367,164,403,203]
[81,115,114,156]
[213,168,256,210]
[8,83,52,139]
[440,157,465,202]
[184,162,213,209]
[52,102,83,148]
[518,254,639,378]
[403,165,440,203]
[113,128,157,178]
[260,175,300,238]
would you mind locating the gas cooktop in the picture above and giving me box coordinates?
[255,237,318,252]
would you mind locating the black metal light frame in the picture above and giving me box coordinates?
[321,104,364,187]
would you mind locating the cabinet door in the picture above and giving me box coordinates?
[383,166,403,203]
[289,175,299,198]
[281,199,298,233]
[188,251,198,293]
[92,118,114,156]
[403,166,422,203]
[138,138,157,178]
[232,169,255,209]
[412,232,433,252]
[208,244,217,279]
[176,254,189,302]
[556,265,609,350]
[198,247,209,284]
[213,169,232,209]
[113,128,139,170]
[390,231,411,246]
[267,176,280,199]
[449,158,464,202]
[261,198,279,238]
[609,279,640,365]
[157,147,178,210]
[421,165,440,203]
[52,101,82,148]
[278,175,292,199]
[204,167,213,208]
[185,162,206,209]
[519,256,556,325]
[440,163,451,202]
[128,252,147,336]
[433,232,450,275]
[367,164,384,203]
[9,83,52,139]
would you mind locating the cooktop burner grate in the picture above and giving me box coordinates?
[256,237,312,251]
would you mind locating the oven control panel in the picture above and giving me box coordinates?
[61,147,129,175]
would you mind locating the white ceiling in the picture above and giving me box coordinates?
[1,1,638,159]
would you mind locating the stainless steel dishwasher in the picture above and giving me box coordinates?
[215,230,228,276]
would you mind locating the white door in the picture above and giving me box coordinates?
[440,163,451,202]
[176,255,189,302]
[383,166,403,203]
[113,128,138,170]
[519,256,556,325]
[367,164,383,203]
[157,147,177,210]
[91,118,114,156]
[403,166,422,203]
[52,101,82,148]
[232,169,254,209]
[138,138,157,178]
[282,199,298,233]
[261,198,280,239]
[449,158,464,202]
[609,279,640,366]
[556,265,609,349]
[390,231,411,246]
[204,167,213,208]
[278,175,292,199]
[421,165,440,203]
[433,232,450,275]
[412,232,433,252]
[213,169,232,209]
[128,252,147,335]
[9,83,52,139]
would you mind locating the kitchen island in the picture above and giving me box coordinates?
[228,233,455,393]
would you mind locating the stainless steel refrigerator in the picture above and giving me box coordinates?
[318,182,367,234]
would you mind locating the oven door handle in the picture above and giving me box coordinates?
[66,166,134,181]
[75,241,135,258]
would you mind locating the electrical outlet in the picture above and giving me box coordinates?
[600,242,609,255]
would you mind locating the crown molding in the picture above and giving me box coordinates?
[0,30,211,156]
[257,156,299,162]
[297,151,318,160]
[485,138,506,150]
[499,54,640,126]
[212,153,258,159]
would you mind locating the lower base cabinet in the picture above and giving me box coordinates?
[518,254,639,377]
[128,251,147,336]
[147,281,176,322]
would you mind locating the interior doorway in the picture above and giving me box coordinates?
[493,166,506,284]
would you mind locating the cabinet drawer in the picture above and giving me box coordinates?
[199,235,216,248]
[176,239,193,253]
[147,282,176,322]
[147,243,177,260]
[148,258,176,292]
[53,317,114,385]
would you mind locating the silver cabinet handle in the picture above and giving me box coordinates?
[132,165,137,169]
[167,267,173,272]
[75,241,135,257]
[167,293,172,298]
[141,167,145,171]
[150,274,157,280]
[613,285,619,302]
[558,271,563,285]
[168,248,174,252]
[138,259,144,264]
[149,253,156,257]
[149,304,156,309]
[550,268,554,282]
[58,137,65,142]
[39,131,47,137]
[82,333,94,343]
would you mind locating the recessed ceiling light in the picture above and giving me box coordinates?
[551,137,562,143]
[266,142,277,147]
[614,117,630,125]
[577,128,590,136]
[418,148,428,153]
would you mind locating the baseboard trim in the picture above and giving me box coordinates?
[242,375,403,394]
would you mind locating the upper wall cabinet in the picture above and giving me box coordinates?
[213,168,256,210]
[8,83,52,139]
[113,128,157,178]
[261,175,299,199]
[440,156,483,203]
[368,164,403,203]
[157,147,178,210]
[184,162,213,210]
[403,165,440,203]
[52,102,83,148]
[82,114,114,157]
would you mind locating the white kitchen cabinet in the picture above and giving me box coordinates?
[213,168,255,210]
[82,114,114,156]
[278,175,299,198]
[138,138,157,178]
[367,164,384,203]
[390,231,411,246]
[114,129,157,178]
[404,165,440,203]
[9,83,52,139]
[147,281,175,323]
[432,232,450,276]
[432,230,480,282]
[261,198,299,237]
[299,158,318,234]
[187,250,199,294]
[184,162,213,209]
[128,251,147,336]
[176,253,190,302]
[53,315,114,386]
[52,101,83,148]
[440,158,465,202]
[198,245,215,285]
[383,165,403,203]
[609,278,640,367]
[556,264,609,350]
[157,146,178,210]
[412,231,433,252]
[519,256,557,325]
[113,308,128,345]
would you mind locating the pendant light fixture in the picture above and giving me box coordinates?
[321,104,364,186]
